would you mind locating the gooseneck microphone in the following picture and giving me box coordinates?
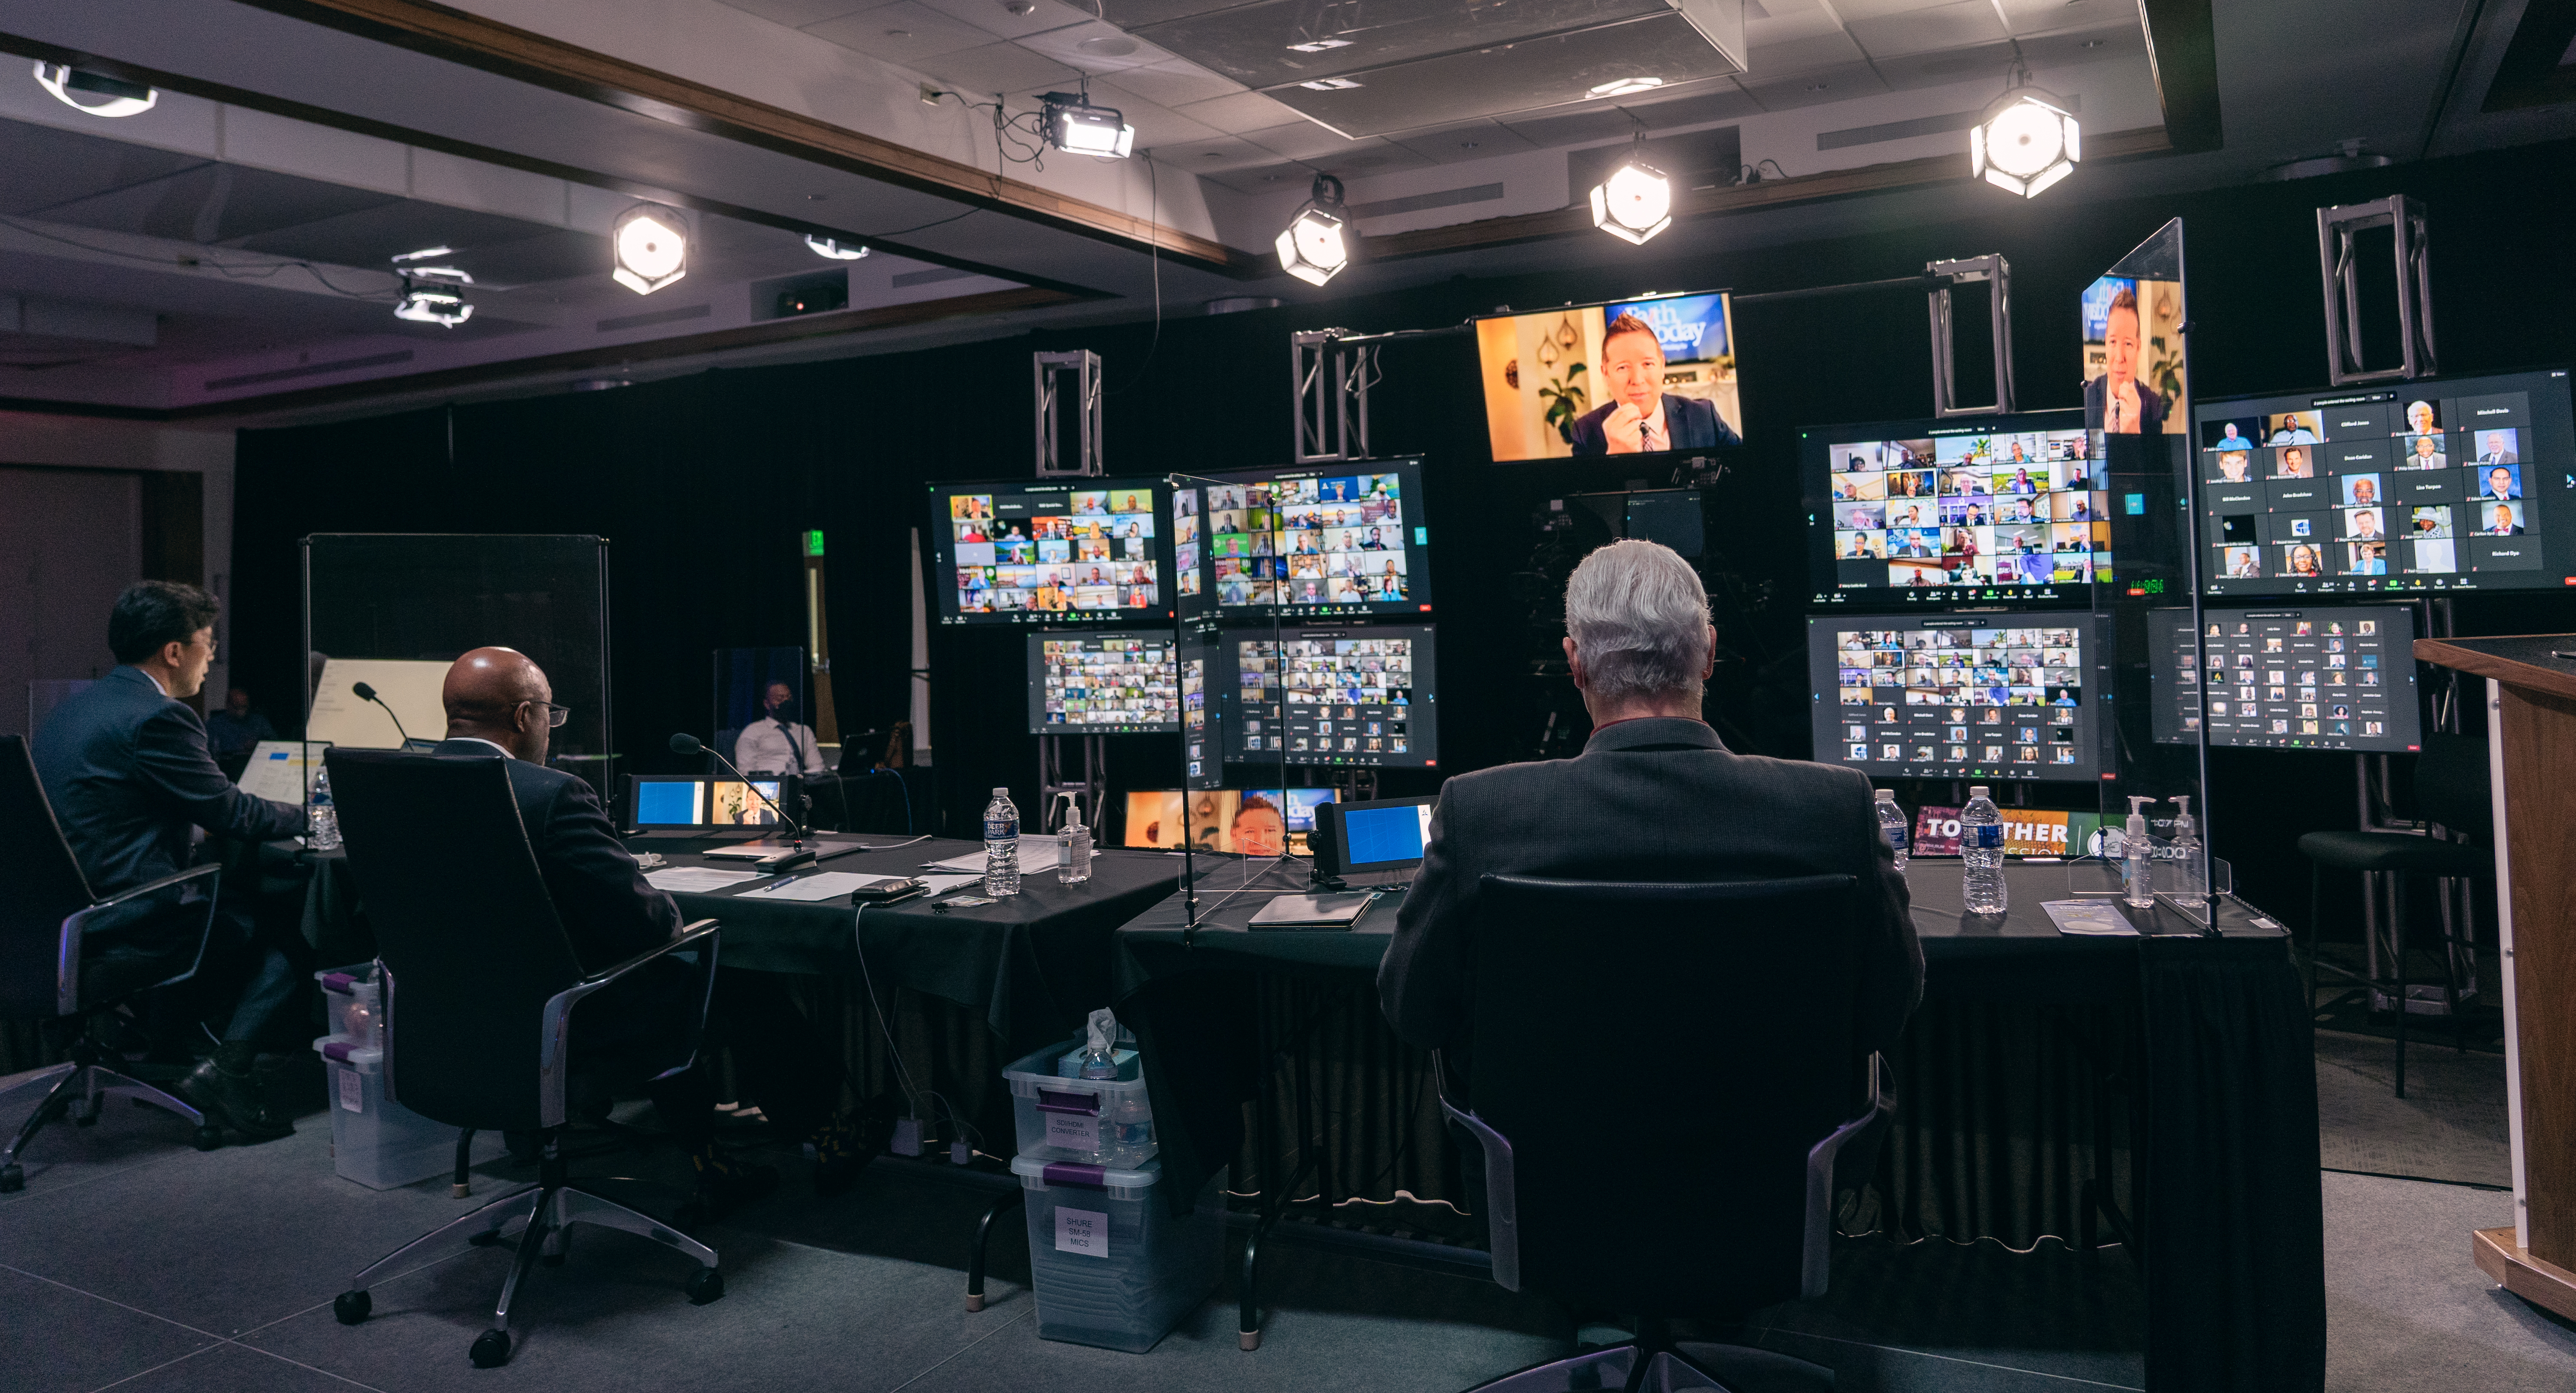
[668,732,804,843]
[352,681,417,747]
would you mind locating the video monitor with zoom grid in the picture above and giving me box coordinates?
[1026,631,1180,734]
[1804,410,2109,606]
[2148,606,2421,753]
[1806,613,2115,783]
[2189,368,2573,595]
[929,476,1171,624]
[1179,458,1433,619]
[1176,624,1438,783]
[1473,292,1743,464]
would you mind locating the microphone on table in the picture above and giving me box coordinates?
[668,732,806,845]
[352,682,418,748]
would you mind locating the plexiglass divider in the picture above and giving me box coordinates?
[1170,472,1303,931]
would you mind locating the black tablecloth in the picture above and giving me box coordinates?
[1112,859,2326,1393]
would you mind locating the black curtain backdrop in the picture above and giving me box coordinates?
[233,136,2576,935]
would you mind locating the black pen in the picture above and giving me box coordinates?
[762,874,801,893]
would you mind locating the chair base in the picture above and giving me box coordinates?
[2,1056,213,1191]
[335,1140,720,1369]
[1469,1341,1834,1393]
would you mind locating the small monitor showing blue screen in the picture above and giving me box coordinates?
[628,775,786,829]
[1342,802,1433,867]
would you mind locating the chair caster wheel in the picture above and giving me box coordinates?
[191,1126,222,1152]
[469,1329,512,1368]
[685,1267,724,1305]
[468,1229,501,1247]
[0,1164,22,1194]
[333,1290,371,1325]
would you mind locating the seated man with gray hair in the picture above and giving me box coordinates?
[1378,540,1922,1089]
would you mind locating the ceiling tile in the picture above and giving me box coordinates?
[803,3,1004,62]
[1148,132,1305,173]
[1386,120,1543,165]
[1500,105,1658,146]
[1843,0,2011,60]
[716,0,869,26]
[1830,0,1960,19]
[1240,120,1380,162]
[1744,28,1871,76]
[1081,79,1229,144]
[1621,80,1768,127]
[908,0,1096,39]
[1017,19,1176,72]
[1993,0,2130,38]
[1736,61,1889,112]
[1201,160,1316,195]
[1324,143,1437,179]
[1133,0,1672,92]
[0,120,210,218]
[913,40,1087,94]
[1175,89,1310,134]
[1744,3,1852,43]
[1107,59,1246,107]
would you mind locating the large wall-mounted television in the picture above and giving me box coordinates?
[1473,291,1741,464]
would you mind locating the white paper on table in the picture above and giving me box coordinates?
[928,837,1096,874]
[644,867,765,892]
[2041,900,2139,936]
[738,871,896,902]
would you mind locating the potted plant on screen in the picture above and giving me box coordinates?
[1540,361,1589,445]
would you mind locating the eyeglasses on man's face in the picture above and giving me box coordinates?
[526,701,571,728]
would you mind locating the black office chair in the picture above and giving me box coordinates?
[0,735,224,1190]
[1439,873,1888,1393]
[320,749,724,1369]
[2295,734,2490,1097]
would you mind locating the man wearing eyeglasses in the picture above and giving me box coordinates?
[34,581,306,1142]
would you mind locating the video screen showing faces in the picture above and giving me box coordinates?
[929,477,1169,624]
[2190,369,2574,594]
[632,777,785,828]
[2149,606,2421,753]
[1473,292,1743,463]
[2082,274,2188,438]
[1025,632,1179,734]
[1122,788,1337,856]
[1805,410,2108,605]
[1180,458,1432,618]
[1805,614,2113,783]
[1180,625,1437,778]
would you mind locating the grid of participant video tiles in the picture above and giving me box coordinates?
[1033,637,1177,731]
[1193,471,1412,606]
[1834,626,2088,772]
[1235,634,1418,761]
[1825,428,2110,589]
[949,487,1158,616]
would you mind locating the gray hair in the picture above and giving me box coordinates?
[1564,540,1711,701]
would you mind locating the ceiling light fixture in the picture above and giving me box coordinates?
[1040,91,1135,158]
[1970,71,2080,199]
[1286,37,1352,52]
[33,61,157,118]
[805,234,869,260]
[1589,137,1673,245]
[1275,173,1351,287]
[393,285,472,327]
[1299,76,1362,91]
[611,203,689,295]
[1588,76,1664,99]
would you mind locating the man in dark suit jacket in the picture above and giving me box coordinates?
[2082,285,2168,436]
[1379,542,1921,1118]
[1568,392,1743,455]
[35,581,304,1140]
[434,648,851,1204]
[1567,311,1744,456]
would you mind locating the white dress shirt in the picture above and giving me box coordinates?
[736,717,826,776]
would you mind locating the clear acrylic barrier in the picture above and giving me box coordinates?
[303,534,612,791]
[1171,472,1300,925]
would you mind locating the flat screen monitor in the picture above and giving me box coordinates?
[1807,612,2115,783]
[1177,459,1432,618]
[1119,788,1335,854]
[628,774,789,829]
[236,740,329,806]
[1212,623,1438,771]
[1312,795,1439,881]
[930,476,1172,625]
[2148,605,2422,753]
[1472,291,1743,463]
[1804,410,2107,606]
[306,658,450,748]
[1026,631,1180,734]
[2187,367,2574,595]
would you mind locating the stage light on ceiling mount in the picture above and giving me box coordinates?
[1039,91,1135,158]
[1587,76,1664,99]
[33,61,157,118]
[611,202,689,295]
[1970,78,2080,199]
[1589,139,1673,245]
[805,234,869,260]
[388,251,473,326]
[1274,173,1350,287]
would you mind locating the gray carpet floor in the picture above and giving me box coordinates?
[2314,1028,2512,1188]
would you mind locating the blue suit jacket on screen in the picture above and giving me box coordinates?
[1568,394,1743,455]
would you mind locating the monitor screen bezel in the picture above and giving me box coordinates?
[1177,457,1435,621]
[927,474,1177,627]
[1318,794,1440,875]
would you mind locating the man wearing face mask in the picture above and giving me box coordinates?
[736,681,828,780]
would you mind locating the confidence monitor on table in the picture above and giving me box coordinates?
[2189,367,2575,595]
[1807,612,2115,783]
[627,773,790,830]
[2149,605,2423,753]
[1177,458,1432,619]
[1472,291,1743,464]
[1804,410,2108,606]
[1310,795,1439,885]
[930,476,1172,625]
[1026,631,1180,734]
[1204,624,1439,773]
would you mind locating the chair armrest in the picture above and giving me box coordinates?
[536,919,721,1129]
[1801,1052,1894,1299]
[59,863,222,1016]
[1431,1049,1521,1293]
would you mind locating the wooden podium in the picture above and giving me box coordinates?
[2416,635,2576,1319]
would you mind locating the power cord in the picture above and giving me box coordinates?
[851,903,984,1153]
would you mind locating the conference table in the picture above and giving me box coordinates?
[1112,858,2326,1392]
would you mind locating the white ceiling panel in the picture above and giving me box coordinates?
[1240,121,1381,162]
[1017,19,1178,73]
[914,40,1088,94]
[1738,61,1890,111]
[711,0,870,28]
[1080,78,1230,145]
[1386,119,1544,165]
[908,0,1097,40]
[1843,1,2012,60]
[802,3,1001,62]
[1174,89,1312,134]
[1993,0,2130,39]
[1140,131,1304,171]
[1107,59,1248,108]
[1747,28,1875,76]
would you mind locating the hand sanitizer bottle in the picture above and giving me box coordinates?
[2123,796,2156,910]
[1056,793,1092,886]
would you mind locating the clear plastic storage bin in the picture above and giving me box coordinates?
[1004,1040,1156,1168]
[1012,1154,1221,1353]
[313,1034,497,1190]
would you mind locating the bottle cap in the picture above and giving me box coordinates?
[1968,786,1988,799]
[1874,787,1896,801]
[992,786,1008,795]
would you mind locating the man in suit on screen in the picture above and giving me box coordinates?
[1568,313,1744,456]
[2083,286,2168,435]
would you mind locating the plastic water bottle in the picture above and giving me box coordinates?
[1960,785,2005,915]
[981,787,1020,897]
[309,768,342,851]
[1874,788,1909,874]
